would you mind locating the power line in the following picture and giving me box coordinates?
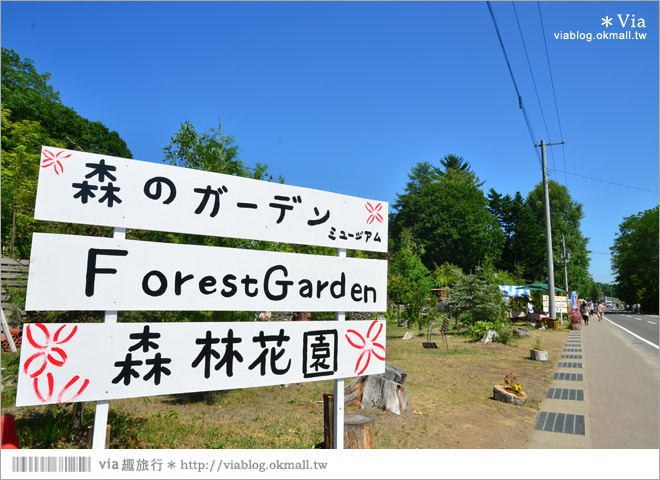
[512,1,557,178]
[549,168,659,194]
[486,1,542,166]
[537,1,568,189]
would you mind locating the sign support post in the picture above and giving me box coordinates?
[92,227,125,449]
[333,248,345,449]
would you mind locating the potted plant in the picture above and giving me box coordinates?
[530,335,549,361]
[493,372,527,405]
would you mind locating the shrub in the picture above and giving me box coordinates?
[494,322,514,344]
[465,320,495,341]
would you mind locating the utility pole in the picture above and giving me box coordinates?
[536,139,565,323]
[560,234,570,293]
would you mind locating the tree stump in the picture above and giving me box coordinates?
[530,349,549,361]
[345,364,407,415]
[515,328,530,338]
[344,414,374,449]
[493,385,527,406]
[483,330,499,343]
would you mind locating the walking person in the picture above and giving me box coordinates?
[580,300,590,326]
[597,302,604,322]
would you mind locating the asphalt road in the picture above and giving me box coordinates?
[602,309,659,348]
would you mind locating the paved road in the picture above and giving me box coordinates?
[604,310,659,346]
[601,310,659,369]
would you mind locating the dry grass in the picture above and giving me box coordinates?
[1,321,568,449]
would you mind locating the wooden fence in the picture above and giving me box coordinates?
[1,257,28,327]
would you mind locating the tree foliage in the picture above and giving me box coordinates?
[1,49,130,257]
[447,265,508,326]
[610,206,659,313]
[1,48,131,158]
[387,229,435,329]
[391,155,503,271]
[525,180,591,294]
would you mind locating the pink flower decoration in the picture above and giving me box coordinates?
[366,202,384,224]
[23,324,77,378]
[41,149,71,175]
[345,320,386,375]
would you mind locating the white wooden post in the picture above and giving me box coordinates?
[92,227,125,449]
[333,247,345,449]
[1,307,17,352]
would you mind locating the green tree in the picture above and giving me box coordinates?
[1,49,132,258]
[1,107,53,257]
[391,155,504,271]
[2,48,131,158]
[610,206,659,313]
[447,265,507,326]
[525,180,592,294]
[388,229,434,330]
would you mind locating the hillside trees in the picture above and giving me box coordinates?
[610,206,659,313]
[1,48,131,158]
[1,48,131,257]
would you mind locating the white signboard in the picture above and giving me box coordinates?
[25,233,387,312]
[16,320,386,406]
[34,147,388,252]
[543,295,569,313]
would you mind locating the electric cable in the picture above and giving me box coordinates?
[549,169,659,194]
[512,1,558,180]
[486,1,542,166]
[537,2,568,189]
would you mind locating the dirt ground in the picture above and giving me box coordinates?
[2,322,568,449]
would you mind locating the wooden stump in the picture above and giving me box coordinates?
[530,349,549,361]
[345,364,407,415]
[493,385,527,406]
[344,414,374,449]
[515,328,530,338]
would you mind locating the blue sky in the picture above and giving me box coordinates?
[2,1,658,284]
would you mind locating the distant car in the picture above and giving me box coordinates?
[606,301,613,307]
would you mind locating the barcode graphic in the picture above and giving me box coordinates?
[12,456,92,473]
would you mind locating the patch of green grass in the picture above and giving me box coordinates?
[15,404,82,448]
[1,350,20,405]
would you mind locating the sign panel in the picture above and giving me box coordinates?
[25,233,387,312]
[34,147,388,252]
[15,320,386,406]
[542,295,569,313]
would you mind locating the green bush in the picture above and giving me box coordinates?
[494,321,515,344]
[465,320,495,340]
